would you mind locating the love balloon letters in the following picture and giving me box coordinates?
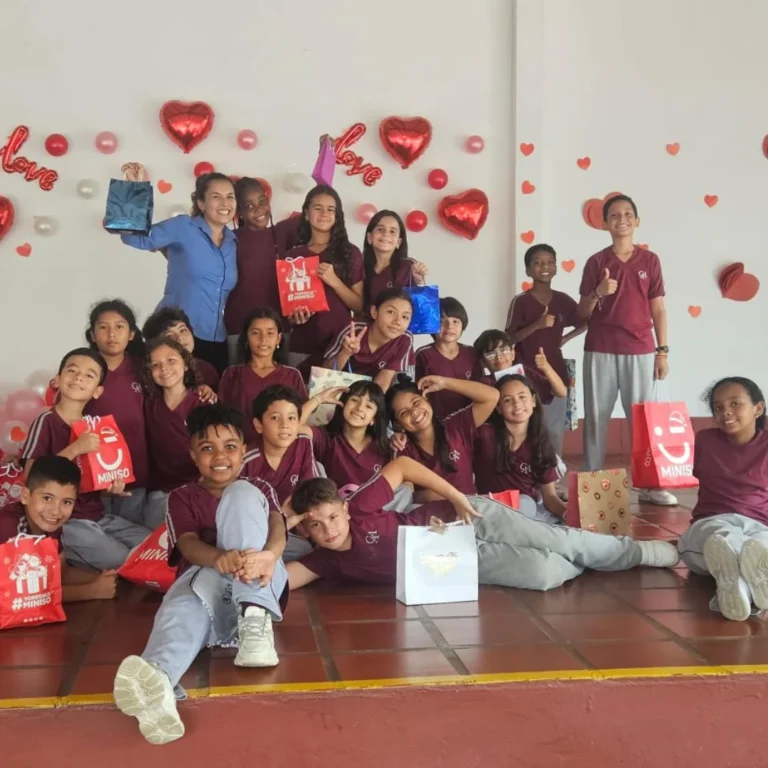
[0,126,59,191]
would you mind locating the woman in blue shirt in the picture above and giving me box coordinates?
[121,169,238,374]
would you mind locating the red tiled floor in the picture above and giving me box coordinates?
[0,631,82,667]
[432,614,551,646]
[691,638,768,666]
[324,621,436,652]
[518,588,629,614]
[422,588,522,618]
[456,645,586,674]
[573,640,704,669]
[648,611,768,639]
[333,650,456,680]
[314,594,419,623]
[541,612,667,642]
[208,655,329,686]
[0,666,66,699]
[614,588,710,612]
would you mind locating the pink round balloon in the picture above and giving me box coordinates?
[5,390,45,426]
[356,203,377,224]
[465,135,485,154]
[237,129,258,150]
[95,131,119,154]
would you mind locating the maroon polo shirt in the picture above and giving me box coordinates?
[415,343,485,420]
[325,321,414,377]
[364,258,414,315]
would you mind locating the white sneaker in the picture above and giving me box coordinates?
[638,489,679,506]
[703,535,752,621]
[740,539,768,611]
[113,656,184,746]
[638,540,680,568]
[234,606,279,667]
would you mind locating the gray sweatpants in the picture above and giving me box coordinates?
[469,495,642,591]
[101,487,147,527]
[679,513,768,575]
[582,351,655,471]
[542,396,567,458]
[62,515,152,571]
[142,480,287,693]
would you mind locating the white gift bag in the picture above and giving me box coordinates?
[396,519,478,606]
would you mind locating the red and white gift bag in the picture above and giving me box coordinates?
[0,461,25,509]
[118,524,175,593]
[0,535,65,630]
[486,490,521,509]
[70,415,135,492]
[275,256,330,317]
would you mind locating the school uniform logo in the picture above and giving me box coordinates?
[378,361,387,369]
[290,474,300,486]
[638,270,648,280]
[131,382,142,394]
[448,450,460,462]
[373,464,382,472]
[518,461,532,476]
[465,371,472,379]
[365,530,380,545]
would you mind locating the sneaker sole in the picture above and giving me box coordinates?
[639,495,678,507]
[704,535,751,621]
[233,652,280,668]
[113,656,185,746]
[740,539,768,611]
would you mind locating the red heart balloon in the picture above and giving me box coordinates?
[0,196,15,242]
[437,189,489,240]
[379,116,432,169]
[160,101,215,154]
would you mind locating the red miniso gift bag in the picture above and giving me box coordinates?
[118,525,175,593]
[275,255,330,317]
[70,414,135,492]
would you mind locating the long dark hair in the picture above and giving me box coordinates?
[327,380,389,456]
[705,377,767,431]
[142,336,201,397]
[86,299,145,364]
[362,210,409,309]
[385,375,456,474]
[492,374,557,481]
[297,185,352,284]
[190,172,235,217]
[237,307,285,365]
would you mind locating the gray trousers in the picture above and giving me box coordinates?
[582,351,655,471]
[518,494,565,526]
[144,490,170,531]
[679,513,768,575]
[469,496,642,591]
[62,515,152,571]
[142,480,287,691]
[101,487,147,527]
[542,396,567,458]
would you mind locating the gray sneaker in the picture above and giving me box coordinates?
[704,535,752,621]
[234,606,279,667]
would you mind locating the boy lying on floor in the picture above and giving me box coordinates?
[284,457,679,592]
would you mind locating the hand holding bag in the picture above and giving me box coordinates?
[104,163,154,235]
[70,415,135,492]
[405,279,441,335]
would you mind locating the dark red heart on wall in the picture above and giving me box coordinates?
[0,196,15,242]
[379,117,432,169]
[160,101,215,154]
[437,189,489,240]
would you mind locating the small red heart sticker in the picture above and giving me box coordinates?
[576,157,591,170]
[521,281,533,291]
[521,180,536,195]
[561,260,575,272]
[666,143,680,156]
[704,194,719,208]
[520,230,535,244]
[688,306,702,318]
[519,143,535,156]
[157,180,173,194]
[10,426,26,443]
[16,243,31,257]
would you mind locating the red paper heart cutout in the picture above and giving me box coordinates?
[16,243,31,257]
[576,157,591,170]
[763,136,768,159]
[637,243,649,250]
[157,180,173,194]
[704,194,719,208]
[666,143,680,156]
[521,281,533,291]
[722,270,760,302]
[561,259,576,273]
[0,196,15,242]
[160,101,215,154]
[378,117,432,169]
[718,263,744,294]
[582,198,604,230]
[520,143,535,156]
[521,180,536,194]
[688,306,702,318]
[437,189,489,241]
[520,230,535,244]
[9,426,26,443]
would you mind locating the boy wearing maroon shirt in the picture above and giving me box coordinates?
[578,195,675,506]
[506,244,585,456]
[283,458,679,591]
[415,298,486,420]
[240,385,322,560]
[142,306,220,392]
[21,348,151,570]
[1,456,117,602]
[114,403,288,746]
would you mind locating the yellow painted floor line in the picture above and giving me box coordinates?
[0,664,763,712]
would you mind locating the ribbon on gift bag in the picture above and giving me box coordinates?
[104,163,154,235]
[275,255,330,317]
[631,381,698,489]
[405,279,440,335]
[0,534,65,630]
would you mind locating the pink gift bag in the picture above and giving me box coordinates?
[312,140,336,187]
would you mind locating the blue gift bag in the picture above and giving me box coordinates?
[406,284,440,335]
[104,179,154,235]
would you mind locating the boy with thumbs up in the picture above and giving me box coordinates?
[577,195,675,507]
[505,243,585,457]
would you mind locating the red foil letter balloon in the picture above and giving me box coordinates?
[378,117,432,169]
[160,101,215,154]
[333,124,382,186]
[437,189,489,241]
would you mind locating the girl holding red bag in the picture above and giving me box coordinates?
[285,186,364,373]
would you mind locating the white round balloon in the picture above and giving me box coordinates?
[284,171,310,194]
[168,204,188,218]
[76,179,99,199]
[33,216,58,237]
[24,369,54,399]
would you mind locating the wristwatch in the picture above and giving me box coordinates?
[656,346,669,354]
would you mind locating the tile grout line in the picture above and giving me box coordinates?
[303,592,341,682]
[412,605,471,676]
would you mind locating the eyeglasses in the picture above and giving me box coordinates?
[483,346,512,362]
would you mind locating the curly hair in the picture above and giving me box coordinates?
[142,336,201,397]
[362,210,408,309]
[296,185,353,284]
[491,374,557,481]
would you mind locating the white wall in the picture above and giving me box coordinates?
[0,0,514,383]
[515,0,768,416]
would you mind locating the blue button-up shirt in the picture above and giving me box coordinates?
[122,215,237,342]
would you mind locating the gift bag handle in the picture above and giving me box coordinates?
[652,379,670,403]
[120,163,147,183]
[12,533,46,546]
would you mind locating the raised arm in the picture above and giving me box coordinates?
[120,215,187,252]
[418,376,499,427]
